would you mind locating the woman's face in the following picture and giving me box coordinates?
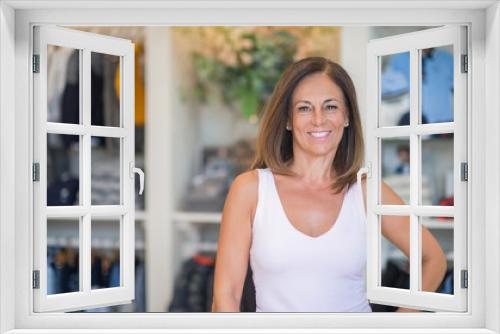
[289,72,348,159]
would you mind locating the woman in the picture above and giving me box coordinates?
[212,57,447,312]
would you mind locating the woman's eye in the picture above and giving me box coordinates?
[298,106,310,112]
[325,105,338,111]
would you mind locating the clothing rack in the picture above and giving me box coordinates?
[47,236,145,251]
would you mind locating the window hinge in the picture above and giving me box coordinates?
[32,163,40,182]
[461,162,468,181]
[461,269,468,289]
[461,54,468,73]
[32,55,40,73]
[33,270,40,289]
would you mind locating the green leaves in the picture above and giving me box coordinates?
[191,29,297,121]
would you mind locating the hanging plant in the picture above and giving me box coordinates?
[178,27,340,122]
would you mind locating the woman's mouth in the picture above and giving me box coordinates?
[307,130,332,140]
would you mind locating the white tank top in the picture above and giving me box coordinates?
[249,168,372,312]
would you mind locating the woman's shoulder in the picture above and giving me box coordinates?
[231,169,260,193]
[225,169,260,220]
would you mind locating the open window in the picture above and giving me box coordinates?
[364,25,468,312]
[32,25,142,312]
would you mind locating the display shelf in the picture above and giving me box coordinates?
[173,211,222,225]
[386,249,454,262]
[171,211,453,229]
[422,218,453,229]
[135,210,147,221]
[48,211,148,222]
[383,134,454,142]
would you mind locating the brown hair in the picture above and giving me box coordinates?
[250,56,365,193]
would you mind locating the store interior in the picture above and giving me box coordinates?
[44,26,455,312]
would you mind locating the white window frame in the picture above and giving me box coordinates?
[32,25,136,312]
[365,25,468,312]
[0,1,499,333]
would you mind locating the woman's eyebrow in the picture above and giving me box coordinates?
[294,98,341,105]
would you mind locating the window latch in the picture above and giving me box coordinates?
[357,163,371,182]
[130,162,145,195]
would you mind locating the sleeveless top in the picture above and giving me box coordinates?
[249,168,372,312]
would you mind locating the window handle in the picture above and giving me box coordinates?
[357,163,371,184]
[357,164,371,213]
[130,162,145,195]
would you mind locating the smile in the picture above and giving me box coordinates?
[307,130,332,139]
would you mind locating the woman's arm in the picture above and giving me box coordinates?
[211,170,257,312]
[360,179,447,312]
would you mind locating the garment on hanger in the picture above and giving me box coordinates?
[382,49,454,123]
[61,50,106,145]
[168,253,216,312]
[47,46,73,125]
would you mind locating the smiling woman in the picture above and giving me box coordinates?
[211,57,446,312]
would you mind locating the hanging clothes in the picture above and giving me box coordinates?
[61,50,106,145]
[47,45,73,145]
[168,254,215,312]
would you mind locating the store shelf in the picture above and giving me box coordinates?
[135,210,147,221]
[383,134,453,142]
[422,218,453,229]
[171,211,452,229]
[173,211,222,225]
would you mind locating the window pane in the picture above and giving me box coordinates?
[91,52,121,127]
[47,134,80,206]
[91,137,121,205]
[91,218,121,290]
[420,217,454,295]
[379,52,410,127]
[47,45,80,124]
[47,218,80,294]
[381,137,410,204]
[420,45,454,124]
[380,215,410,290]
[421,133,454,206]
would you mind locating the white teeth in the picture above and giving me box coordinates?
[309,131,330,138]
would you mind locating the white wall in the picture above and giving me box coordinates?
[0,2,15,332]
[485,3,500,332]
[144,27,175,312]
[340,27,370,132]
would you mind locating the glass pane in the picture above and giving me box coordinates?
[420,45,454,124]
[420,217,454,294]
[91,218,121,290]
[47,134,80,206]
[91,52,121,127]
[380,215,410,290]
[381,137,410,204]
[421,133,454,206]
[47,45,80,124]
[379,52,410,127]
[47,218,80,294]
[91,136,121,205]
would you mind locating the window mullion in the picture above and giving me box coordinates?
[81,48,92,294]
[409,47,421,294]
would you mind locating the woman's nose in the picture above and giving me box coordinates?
[312,110,325,125]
